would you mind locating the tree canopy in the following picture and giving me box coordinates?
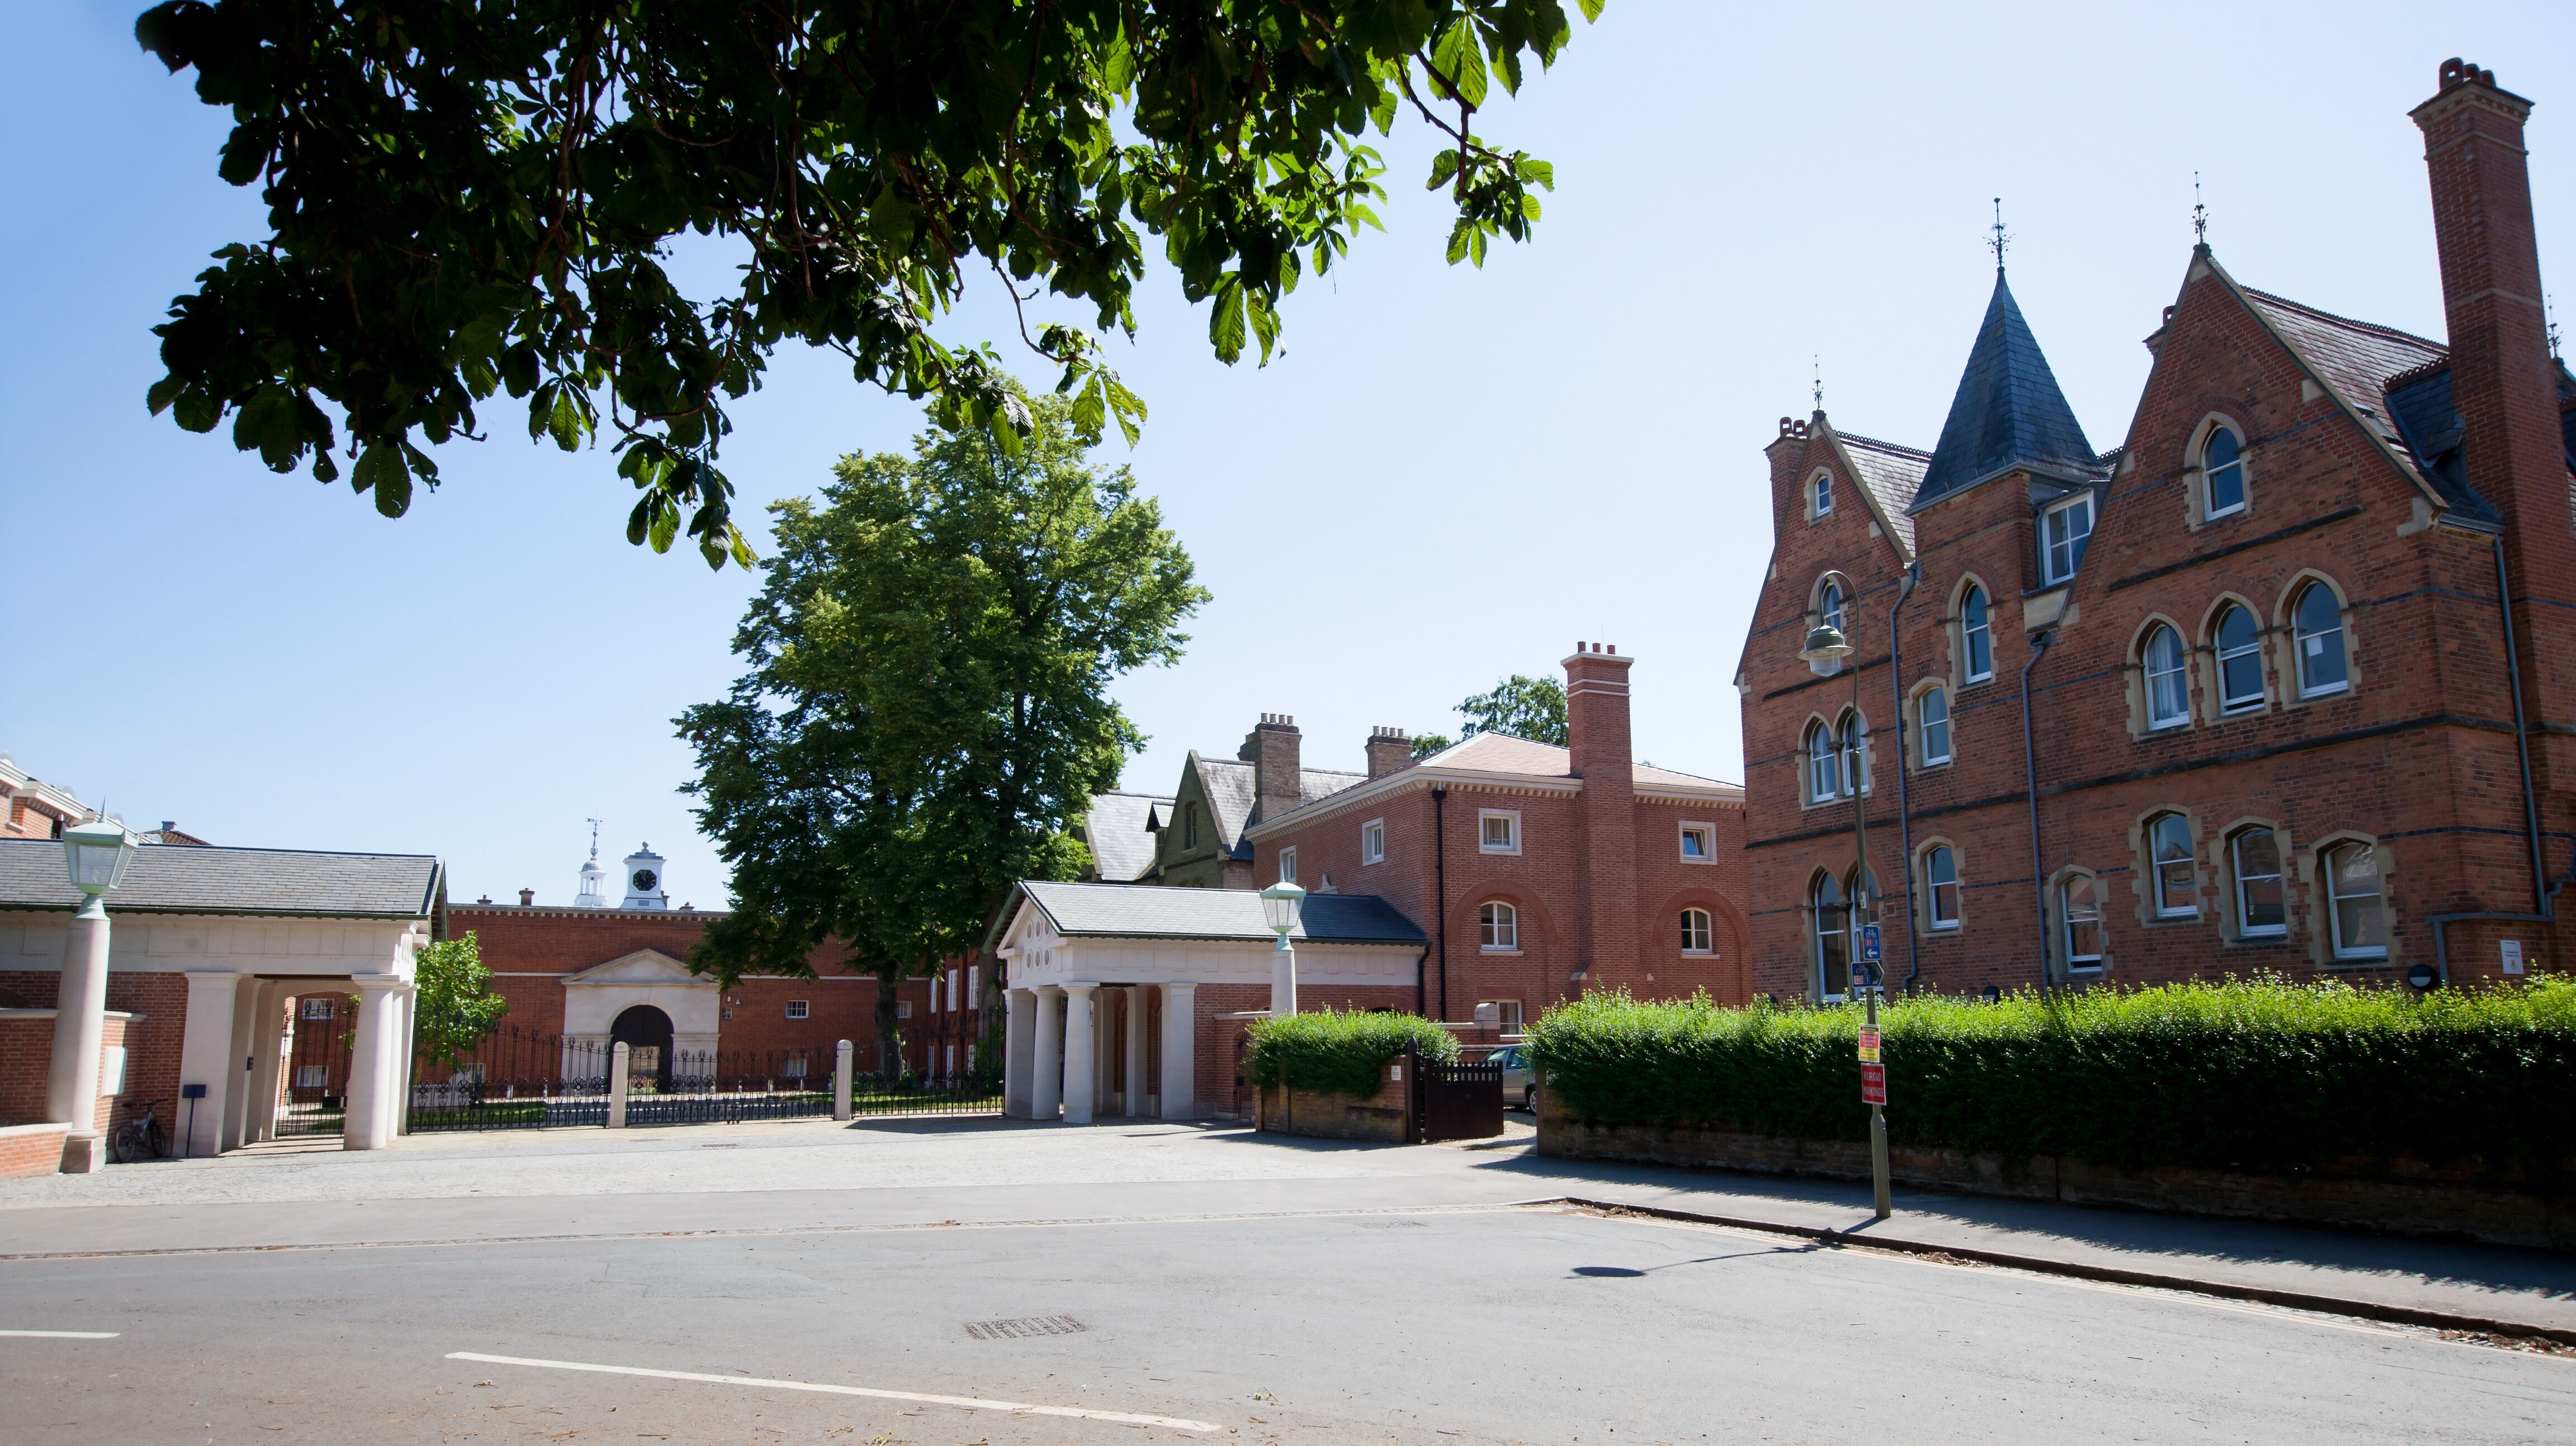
[679,390,1204,1011]
[1410,671,1567,755]
[134,0,1603,566]
[411,931,509,1065]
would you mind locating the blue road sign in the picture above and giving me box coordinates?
[1859,923,1883,963]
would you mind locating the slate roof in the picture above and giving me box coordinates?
[1191,756,1368,861]
[0,840,443,918]
[1912,271,2101,509]
[1832,430,1931,553]
[1079,791,1173,883]
[1009,880,1426,945]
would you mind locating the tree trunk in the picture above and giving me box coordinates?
[873,976,906,1085]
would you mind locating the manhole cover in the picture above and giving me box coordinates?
[963,1316,1087,1340]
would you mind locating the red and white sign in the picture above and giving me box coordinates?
[1857,1027,1881,1063]
[1860,1062,1887,1106]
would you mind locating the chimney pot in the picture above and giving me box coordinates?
[160,820,174,833]
[518,888,535,907]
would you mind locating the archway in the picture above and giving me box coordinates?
[611,1004,675,1090]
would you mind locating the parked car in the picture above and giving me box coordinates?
[1488,1045,1538,1113]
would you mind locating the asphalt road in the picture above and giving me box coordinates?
[8,1201,2571,1445]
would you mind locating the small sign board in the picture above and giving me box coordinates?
[2502,940,2526,975]
[1857,1027,1881,1063]
[1859,1063,1887,1107]
[1858,923,1883,963]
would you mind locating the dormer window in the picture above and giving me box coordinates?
[1813,472,1834,516]
[2203,426,2246,518]
[2041,491,2093,585]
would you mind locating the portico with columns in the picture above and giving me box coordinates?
[991,881,1426,1123]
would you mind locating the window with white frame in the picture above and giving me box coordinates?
[1680,908,1714,954]
[2292,582,2349,698]
[2042,492,2094,585]
[2232,828,2286,936]
[1280,847,1298,883]
[1820,576,1847,634]
[895,1000,913,1020]
[2149,813,2196,917]
[2214,604,2265,713]
[300,998,335,1021]
[1961,585,1994,682]
[2061,875,2104,969]
[1811,873,1850,998]
[2203,425,2246,518]
[965,965,978,1004]
[785,999,809,1020]
[1836,713,1869,796]
[1479,811,1519,854]
[2324,842,2387,959]
[1923,846,1960,930]
[1679,823,1713,860]
[1806,722,1840,803]
[1918,686,1952,766]
[782,1056,807,1078]
[1477,999,1526,1030]
[296,1065,328,1089]
[2144,625,2189,729]
[1479,901,1518,951]
[1813,472,1834,516]
[1361,819,1385,865]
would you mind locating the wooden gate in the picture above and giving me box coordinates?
[1411,1052,1504,1143]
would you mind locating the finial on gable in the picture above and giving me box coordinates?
[1988,198,2010,272]
[2193,172,2208,250]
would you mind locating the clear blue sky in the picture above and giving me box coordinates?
[4,3,2566,907]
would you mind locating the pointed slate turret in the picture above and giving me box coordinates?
[1910,271,2099,509]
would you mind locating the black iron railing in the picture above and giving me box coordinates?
[406,1030,611,1132]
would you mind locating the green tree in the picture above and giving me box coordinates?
[412,931,509,1066]
[680,389,1204,1077]
[134,0,1604,566]
[1458,673,1568,744]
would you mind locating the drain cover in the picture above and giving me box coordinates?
[963,1316,1087,1340]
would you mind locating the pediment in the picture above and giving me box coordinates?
[563,948,711,987]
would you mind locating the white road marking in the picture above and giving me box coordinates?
[447,1350,1222,1433]
[0,1330,119,1339]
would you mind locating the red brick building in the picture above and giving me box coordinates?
[1739,60,2576,1001]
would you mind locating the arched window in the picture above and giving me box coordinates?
[2204,426,2246,517]
[2232,828,2286,937]
[1479,901,1518,951]
[1961,585,1993,682]
[2215,604,2265,713]
[2061,875,2104,969]
[2324,842,2386,959]
[1838,713,1869,796]
[1924,846,1960,930]
[1820,576,1847,633]
[2292,582,2348,697]
[1814,472,1834,515]
[2041,493,2095,585]
[1811,874,1850,998]
[2144,625,2189,729]
[1919,686,1952,766]
[1806,722,1840,803]
[2149,813,2196,917]
[1680,908,1714,954]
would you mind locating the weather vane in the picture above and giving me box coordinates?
[1988,198,2010,271]
[1812,354,1823,413]
[586,817,602,860]
[2193,173,2208,247]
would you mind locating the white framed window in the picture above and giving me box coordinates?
[1918,686,1952,766]
[1478,811,1519,855]
[1476,999,1526,1030]
[1680,908,1714,954]
[1923,847,1960,930]
[965,965,978,1004]
[300,998,335,1021]
[2215,605,2265,713]
[1806,722,1840,804]
[1961,585,1994,682]
[2232,828,2286,937]
[2324,842,2388,959]
[1280,847,1298,883]
[786,999,809,1020]
[1813,472,1834,516]
[895,999,914,1020]
[296,1065,328,1089]
[1820,576,1847,633]
[1811,873,1850,999]
[1361,819,1385,865]
[2292,582,2350,698]
[782,1056,807,1078]
[1837,713,1869,796]
[2149,813,2196,918]
[2042,492,2094,585]
[1679,823,1714,861]
[2203,425,2246,518]
[2143,625,2189,729]
[932,975,945,1012]
[2061,875,2104,970]
[1479,901,1519,951]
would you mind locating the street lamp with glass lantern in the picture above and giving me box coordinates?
[1797,620,1892,1220]
[49,812,140,1172]
[1259,879,1306,1016]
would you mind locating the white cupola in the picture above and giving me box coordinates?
[574,819,610,907]
[621,843,668,909]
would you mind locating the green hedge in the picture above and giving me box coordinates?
[1522,978,2576,1184]
[1244,1011,1459,1099]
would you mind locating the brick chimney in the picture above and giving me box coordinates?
[1365,727,1413,778]
[1564,643,1639,993]
[518,888,535,907]
[1240,714,1304,824]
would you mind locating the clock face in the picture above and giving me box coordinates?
[631,869,658,892]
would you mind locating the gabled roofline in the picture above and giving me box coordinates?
[1812,416,1918,565]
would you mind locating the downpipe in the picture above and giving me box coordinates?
[2021,628,2056,1001]
[2427,537,2558,984]
[1890,563,1923,994]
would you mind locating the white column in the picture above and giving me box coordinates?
[45,909,115,1172]
[342,981,405,1150]
[1123,985,1148,1117]
[1003,988,1037,1118]
[220,975,263,1151]
[608,1041,632,1128]
[178,971,245,1158]
[1159,983,1198,1121]
[1062,984,1097,1125]
[1031,986,1063,1121]
[834,1039,854,1121]
[1270,941,1298,1015]
[247,982,288,1144]
[394,986,418,1136]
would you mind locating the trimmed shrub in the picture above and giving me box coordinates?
[1523,978,2576,1185]
[1245,1011,1459,1099]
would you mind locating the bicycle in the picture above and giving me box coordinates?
[111,1099,168,1164]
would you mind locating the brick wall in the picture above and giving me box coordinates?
[0,1123,71,1179]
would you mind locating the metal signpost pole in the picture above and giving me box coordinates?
[1853,652,1891,1221]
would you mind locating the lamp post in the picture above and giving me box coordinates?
[50,812,140,1173]
[1798,620,1893,1220]
[1259,880,1307,1016]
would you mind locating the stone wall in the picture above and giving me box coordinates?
[1257,1065,1411,1144]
